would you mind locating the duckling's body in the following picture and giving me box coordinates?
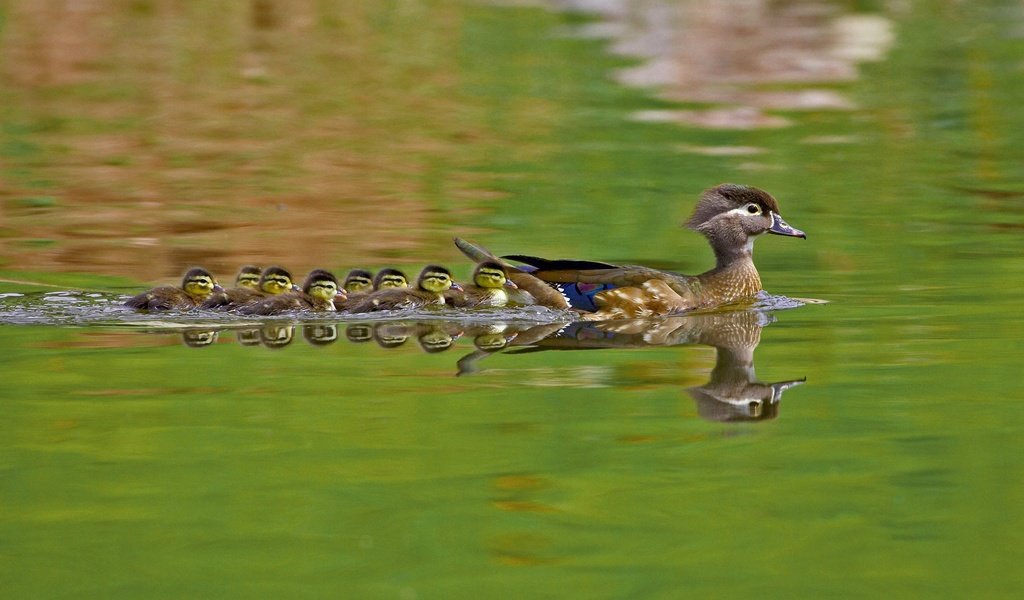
[124,267,221,311]
[343,266,459,313]
[201,266,298,310]
[445,261,518,308]
[497,184,805,319]
[238,269,340,315]
[334,269,375,311]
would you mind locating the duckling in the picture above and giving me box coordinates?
[342,266,460,313]
[465,184,806,318]
[445,261,518,308]
[201,266,299,310]
[238,269,341,315]
[234,265,262,289]
[334,268,375,311]
[343,269,375,294]
[374,268,409,290]
[124,267,222,310]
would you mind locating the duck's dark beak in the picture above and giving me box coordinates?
[450,282,464,291]
[213,284,225,293]
[291,284,302,292]
[504,279,519,290]
[769,213,806,239]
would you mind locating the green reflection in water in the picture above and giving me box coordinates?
[1,0,1024,598]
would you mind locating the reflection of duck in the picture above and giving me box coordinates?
[467,185,805,319]
[345,324,373,343]
[417,324,462,353]
[260,324,294,349]
[124,267,222,310]
[239,269,340,315]
[303,323,339,346]
[373,322,411,348]
[461,311,803,422]
[201,266,299,310]
[236,328,262,346]
[181,329,219,347]
[343,266,460,312]
[446,261,518,308]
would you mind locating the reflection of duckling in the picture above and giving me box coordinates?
[201,266,298,310]
[239,269,341,315]
[303,323,339,346]
[236,328,262,346]
[124,267,222,310]
[373,323,411,348]
[446,261,518,308]
[374,268,409,290]
[260,324,294,349]
[345,324,373,343]
[182,329,219,347]
[417,325,460,353]
[343,266,460,312]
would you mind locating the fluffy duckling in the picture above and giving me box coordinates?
[238,269,341,315]
[334,268,375,311]
[124,267,222,310]
[234,265,262,289]
[445,261,518,308]
[373,268,409,290]
[201,266,299,310]
[343,265,460,313]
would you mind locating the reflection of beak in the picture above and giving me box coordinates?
[769,213,806,239]
[504,279,519,289]
[291,284,301,292]
[450,282,463,291]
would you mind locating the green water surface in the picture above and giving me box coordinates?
[2,1,1023,598]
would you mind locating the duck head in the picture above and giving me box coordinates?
[374,268,409,290]
[687,184,805,266]
[260,266,300,294]
[235,265,262,289]
[417,265,461,293]
[181,267,221,299]
[473,261,518,290]
[343,269,374,294]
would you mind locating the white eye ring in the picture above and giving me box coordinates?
[745,203,761,215]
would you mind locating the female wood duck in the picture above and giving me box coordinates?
[124,267,223,310]
[238,269,341,315]
[445,261,519,308]
[201,266,300,310]
[342,265,460,312]
[481,184,805,318]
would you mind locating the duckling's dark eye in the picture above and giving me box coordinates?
[745,203,761,215]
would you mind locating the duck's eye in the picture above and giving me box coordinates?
[745,203,761,215]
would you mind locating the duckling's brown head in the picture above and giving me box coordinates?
[181,267,220,299]
[417,265,457,293]
[343,269,374,294]
[302,269,340,302]
[374,268,409,290]
[235,265,262,289]
[687,184,805,260]
[260,266,298,295]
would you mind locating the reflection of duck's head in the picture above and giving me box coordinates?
[236,328,262,346]
[374,268,408,290]
[689,378,804,422]
[182,329,219,347]
[343,269,374,294]
[260,324,294,349]
[417,326,459,353]
[687,184,805,265]
[303,324,339,346]
[374,323,411,348]
[345,324,373,343]
[182,268,221,300]
[235,265,262,289]
[260,266,300,295]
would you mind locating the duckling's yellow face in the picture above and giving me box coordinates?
[261,273,294,295]
[308,278,339,302]
[420,270,453,293]
[184,273,218,298]
[474,266,507,289]
[377,274,408,289]
[345,276,373,294]
[236,273,261,289]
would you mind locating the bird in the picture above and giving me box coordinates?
[342,269,375,294]
[445,261,519,308]
[489,184,805,319]
[233,265,262,289]
[200,265,299,310]
[373,268,409,290]
[341,265,460,312]
[237,269,341,315]
[124,267,222,310]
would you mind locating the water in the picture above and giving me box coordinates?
[2,1,1023,597]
